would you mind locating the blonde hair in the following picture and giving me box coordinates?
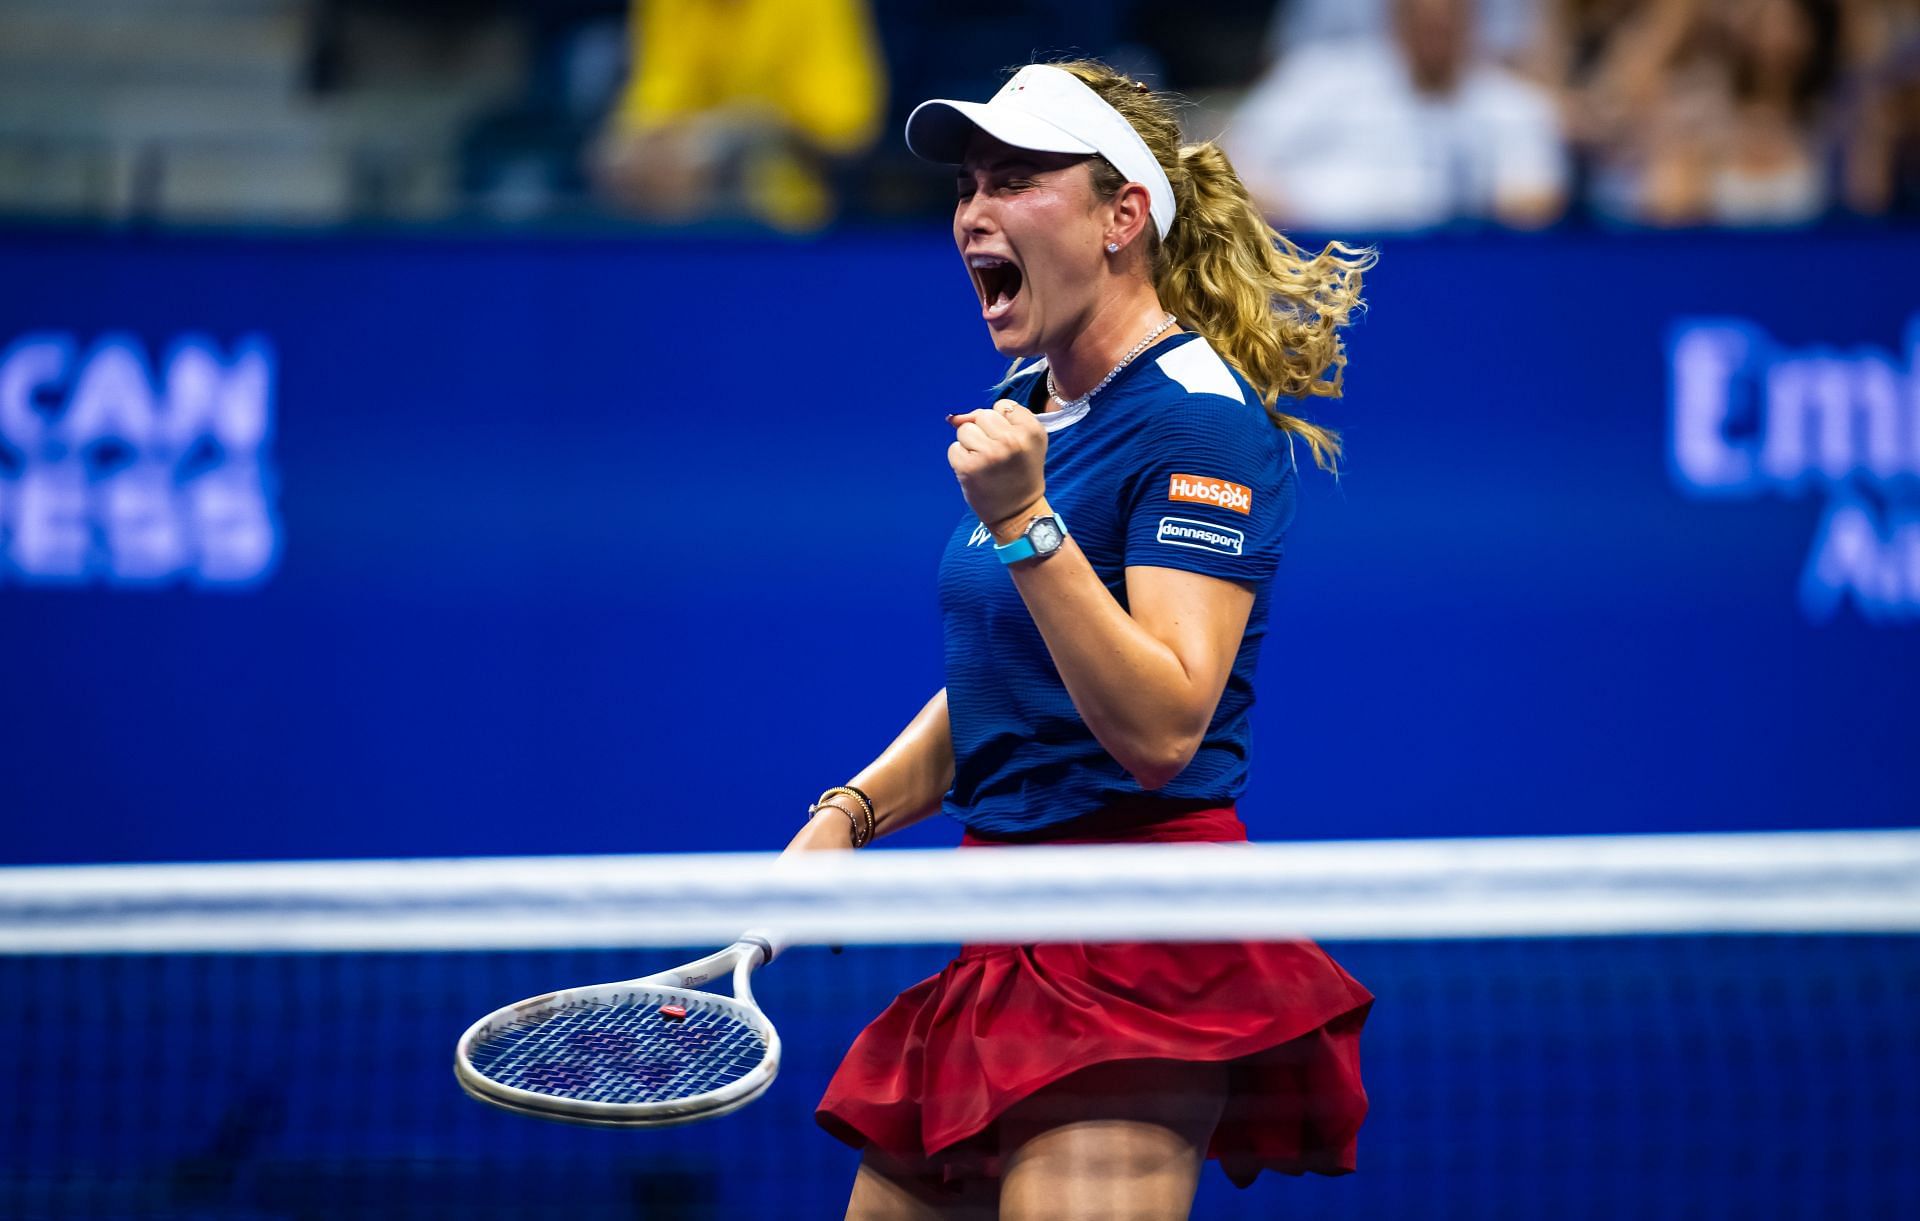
[1046,60,1374,472]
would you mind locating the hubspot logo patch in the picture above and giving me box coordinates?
[1168,474,1252,514]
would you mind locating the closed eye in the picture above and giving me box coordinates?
[957,172,1039,200]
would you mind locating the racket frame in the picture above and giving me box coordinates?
[453,934,783,1128]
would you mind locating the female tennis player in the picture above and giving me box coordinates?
[784,60,1376,1220]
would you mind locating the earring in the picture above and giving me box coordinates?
[1106,242,1120,253]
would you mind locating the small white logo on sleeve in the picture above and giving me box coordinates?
[1156,516,1244,556]
[967,522,993,547]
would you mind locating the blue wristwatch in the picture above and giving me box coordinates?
[994,512,1069,566]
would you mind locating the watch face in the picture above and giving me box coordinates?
[1030,519,1064,553]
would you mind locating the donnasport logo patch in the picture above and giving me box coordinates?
[1168,474,1252,514]
[1156,516,1244,557]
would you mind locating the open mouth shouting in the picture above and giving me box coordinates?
[967,252,1025,323]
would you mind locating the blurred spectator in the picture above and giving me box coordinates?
[1225,0,1569,231]
[590,0,886,231]
[1559,0,1846,227]
[1837,0,1920,215]
[1707,0,1842,224]
[1274,0,1544,66]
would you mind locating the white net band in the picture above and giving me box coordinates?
[5,829,1918,953]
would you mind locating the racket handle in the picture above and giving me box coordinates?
[739,928,789,964]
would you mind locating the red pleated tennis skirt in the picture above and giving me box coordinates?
[814,804,1374,1188]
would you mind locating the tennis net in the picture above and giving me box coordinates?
[4,830,1917,1219]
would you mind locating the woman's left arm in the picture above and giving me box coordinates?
[949,401,1254,790]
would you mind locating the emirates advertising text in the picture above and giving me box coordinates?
[0,332,280,589]
[1670,317,1920,624]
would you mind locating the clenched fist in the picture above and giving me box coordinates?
[946,399,1047,531]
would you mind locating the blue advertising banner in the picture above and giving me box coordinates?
[1,227,1914,863]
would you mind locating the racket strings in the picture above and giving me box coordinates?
[468,992,767,1105]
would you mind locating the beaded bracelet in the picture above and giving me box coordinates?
[809,796,870,848]
[820,786,875,847]
[808,798,867,848]
[812,784,876,848]
[831,785,877,845]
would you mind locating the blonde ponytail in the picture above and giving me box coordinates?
[1056,61,1374,472]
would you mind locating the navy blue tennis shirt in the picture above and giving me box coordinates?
[940,331,1299,834]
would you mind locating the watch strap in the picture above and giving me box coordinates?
[993,512,1067,566]
[995,533,1038,565]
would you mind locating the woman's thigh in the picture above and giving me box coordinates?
[844,1146,997,1221]
[995,1059,1228,1221]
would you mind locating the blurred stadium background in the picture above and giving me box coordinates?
[2,0,1917,1218]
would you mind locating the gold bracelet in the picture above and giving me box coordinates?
[816,785,876,848]
[829,785,877,846]
[811,797,870,848]
[807,799,866,847]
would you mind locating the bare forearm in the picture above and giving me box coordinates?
[991,499,1210,787]
[785,689,953,852]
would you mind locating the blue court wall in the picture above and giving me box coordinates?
[0,227,1915,864]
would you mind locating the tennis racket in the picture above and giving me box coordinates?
[454,930,785,1128]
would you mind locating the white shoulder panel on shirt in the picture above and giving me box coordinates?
[1155,338,1245,404]
[988,357,1049,395]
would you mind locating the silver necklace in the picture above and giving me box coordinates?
[1047,313,1178,411]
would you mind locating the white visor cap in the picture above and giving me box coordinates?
[906,64,1176,241]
